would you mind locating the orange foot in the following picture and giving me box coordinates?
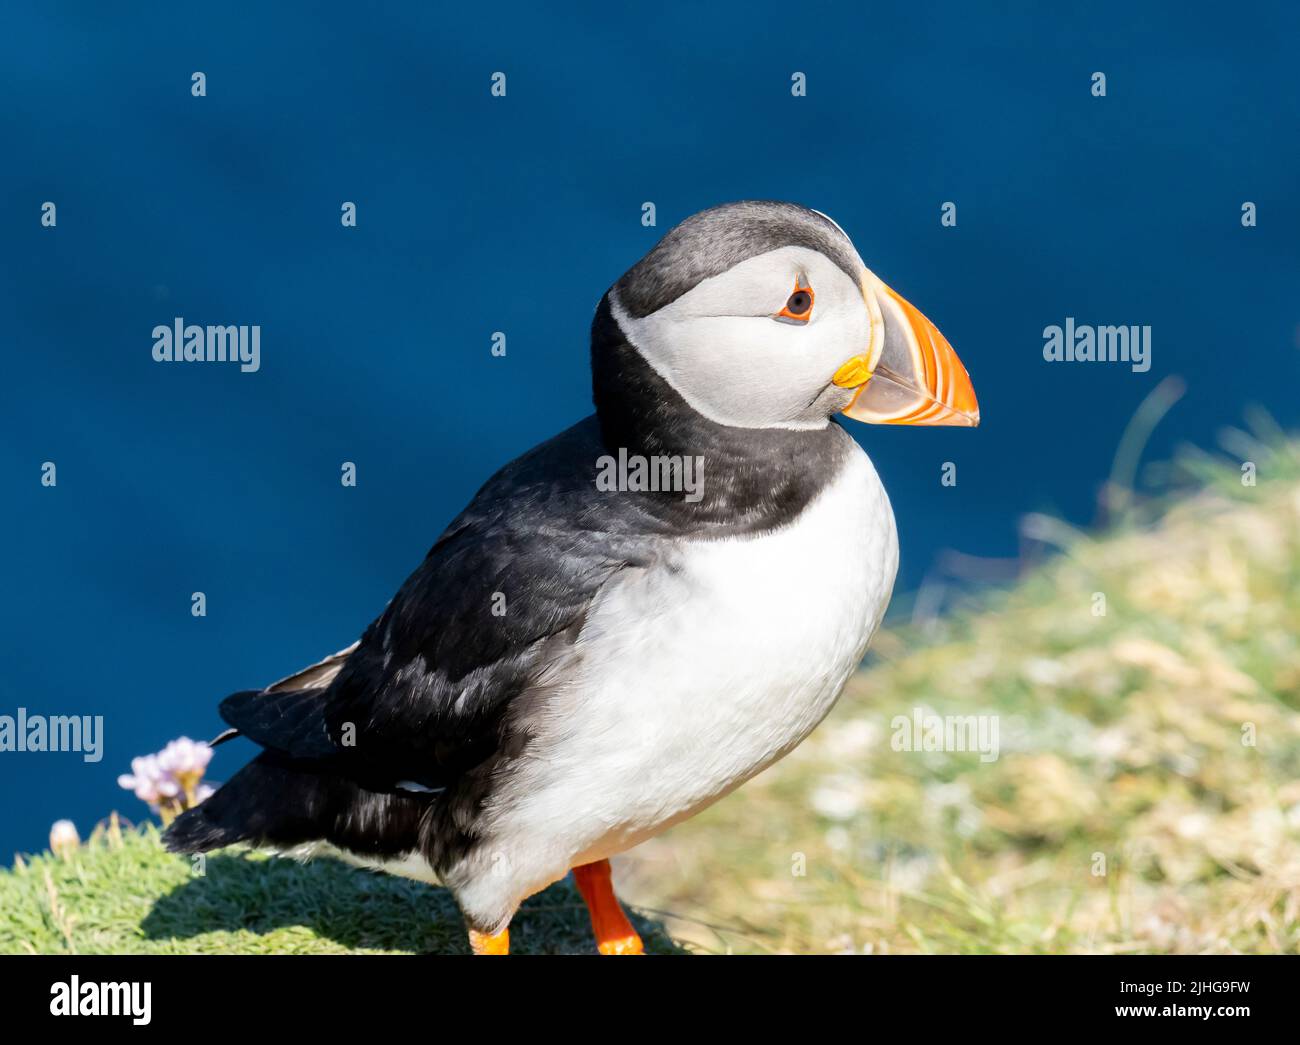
[468,927,510,955]
[573,859,645,956]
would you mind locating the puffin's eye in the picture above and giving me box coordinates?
[777,282,814,323]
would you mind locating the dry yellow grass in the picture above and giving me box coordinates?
[619,437,1300,953]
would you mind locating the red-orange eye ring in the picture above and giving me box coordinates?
[777,280,814,322]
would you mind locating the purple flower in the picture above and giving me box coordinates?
[158,737,213,778]
[117,737,215,820]
[117,754,174,806]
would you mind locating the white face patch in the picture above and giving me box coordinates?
[610,245,871,430]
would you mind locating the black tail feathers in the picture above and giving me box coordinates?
[163,686,335,852]
[162,802,238,854]
[162,751,426,858]
[218,687,338,759]
[162,753,336,854]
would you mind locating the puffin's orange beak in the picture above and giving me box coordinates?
[834,273,979,427]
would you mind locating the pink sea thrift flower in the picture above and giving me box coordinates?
[158,737,213,779]
[117,754,177,808]
[118,737,215,823]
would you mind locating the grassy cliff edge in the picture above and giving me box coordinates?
[5,438,1299,954]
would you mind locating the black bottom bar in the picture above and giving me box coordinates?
[1,954,1292,1031]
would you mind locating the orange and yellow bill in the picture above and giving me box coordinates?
[835,274,979,427]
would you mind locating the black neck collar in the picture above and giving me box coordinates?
[588,294,853,534]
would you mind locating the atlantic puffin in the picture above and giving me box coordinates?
[164,201,979,954]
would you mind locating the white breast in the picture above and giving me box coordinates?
[475,441,898,893]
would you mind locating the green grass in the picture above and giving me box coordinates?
[0,819,682,954]
[5,425,1299,954]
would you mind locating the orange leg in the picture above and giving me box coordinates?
[468,927,510,955]
[572,859,644,955]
